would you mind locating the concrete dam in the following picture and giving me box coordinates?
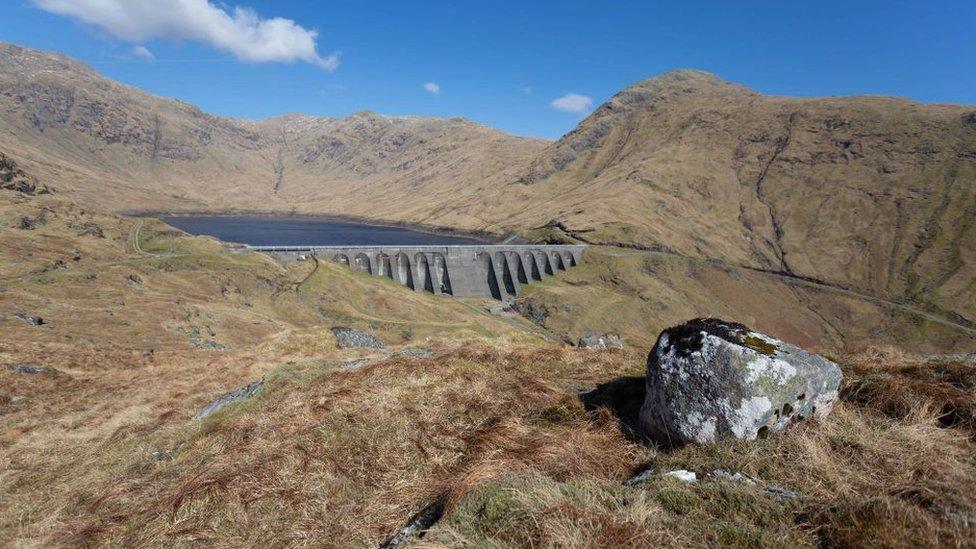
[252,245,586,299]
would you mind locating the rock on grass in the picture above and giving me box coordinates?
[638,318,842,445]
[193,380,263,420]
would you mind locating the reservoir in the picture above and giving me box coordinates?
[163,215,486,247]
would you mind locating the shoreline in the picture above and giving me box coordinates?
[122,209,503,245]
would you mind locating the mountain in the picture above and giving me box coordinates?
[1,43,974,325]
[0,42,546,225]
[511,70,976,326]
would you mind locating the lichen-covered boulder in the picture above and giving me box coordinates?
[637,318,842,445]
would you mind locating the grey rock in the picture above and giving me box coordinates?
[514,297,549,325]
[13,312,45,326]
[638,318,842,445]
[397,347,434,359]
[194,340,226,351]
[341,358,371,370]
[578,333,623,349]
[664,469,698,483]
[709,469,800,500]
[193,379,263,420]
[332,326,384,349]
[624,468,655,486]
[710,469,756,485]
[9,364,61,376]
[379,494,447,549]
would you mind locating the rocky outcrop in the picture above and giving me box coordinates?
[13,312,45,325]
[578,333,623,349]
[194,379,263,420]
[0,152,49,195]
[9,364,62,376]
[638,318,842,445]
[331,327,384,349]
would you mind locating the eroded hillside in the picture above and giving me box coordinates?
[513,71,976,327]
[0,42,546,222]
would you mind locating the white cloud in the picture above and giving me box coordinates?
[33,0,339,70]
[550,93,593,113]
[132,45,154,60]
[423,82,440,95]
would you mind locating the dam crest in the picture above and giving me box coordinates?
[251,245,586,300]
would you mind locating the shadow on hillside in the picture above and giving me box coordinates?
[580,376,646,441]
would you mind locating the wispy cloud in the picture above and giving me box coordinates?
[423,82,440,95]
[522,85,533,95]
[550,93,593,113]
[132,45,154,60]
[33,0,339,70]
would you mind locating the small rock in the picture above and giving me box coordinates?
[578,333,623,349]
[13,312,45,326]
[624,468,655,486]
[513,297,549,325]
[341,358,371,370]
[72,221,105,238]
[664,469,698,483]
[708,469,799,500]
[638,318,843,445]
[193,379,263,420]
[397,347,434,359]
[763,483,800,500]
[9,364,62,376]
[710,469,756,485]
[332,327,384,349]
[194,340,226,351]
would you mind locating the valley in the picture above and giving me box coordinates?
[1,39,975,547]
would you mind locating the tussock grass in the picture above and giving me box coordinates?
[5,344,973,547]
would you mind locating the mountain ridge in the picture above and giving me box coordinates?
[1,41,974,325]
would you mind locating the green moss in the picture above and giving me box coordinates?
[742,335,778,356]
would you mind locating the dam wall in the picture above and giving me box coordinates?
[251,245,586,300]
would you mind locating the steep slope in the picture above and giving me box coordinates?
[511,70,976,325]
[0,42,546,224]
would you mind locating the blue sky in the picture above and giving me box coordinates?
[3,1,975,138]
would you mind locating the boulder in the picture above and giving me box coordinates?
[194,379,263,420]
[638,318,842,445]
[578,333,624,349]
[332,327,385,349]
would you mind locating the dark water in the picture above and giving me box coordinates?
[162,215,485,246]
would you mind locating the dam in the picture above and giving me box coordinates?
[252,245,586,300]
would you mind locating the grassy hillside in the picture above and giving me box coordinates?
[2,44,974,327]
[2,176,975,546]
[514,248,976,354]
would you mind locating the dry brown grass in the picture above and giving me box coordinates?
[424,348,976,548]
[3,193,975,548]
[6,346,640,547]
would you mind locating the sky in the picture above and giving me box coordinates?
[2,1,975,139]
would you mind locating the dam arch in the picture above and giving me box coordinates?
[414,253,434,293]
[354,253,372,274]
[395,252,414,289]
[375,253,393,279]
[253,244,585,300]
